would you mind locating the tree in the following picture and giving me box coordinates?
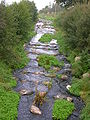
[55,0,89,7]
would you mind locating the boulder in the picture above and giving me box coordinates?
[50,39,57,44]
[64,64,71,68]
[75,56,81,62]
[34,72,44,75]
[83,73,90,78]
[61,75,68,80]
[19,89,33,95]
[39,92,47,98]
[67,97,73,102]
[30,105,41,115]
[53,67,60,72]
[21,80,28,83]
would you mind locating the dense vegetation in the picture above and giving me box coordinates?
[37,54,62,70]
[53,99,75,120]
[39,34,54,43]
[0,0,37,119]
[55,3,90,120]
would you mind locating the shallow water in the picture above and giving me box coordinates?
[14,19,84,120]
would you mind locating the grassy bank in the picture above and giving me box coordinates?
[54,5,90,119]
[0,31,36,120]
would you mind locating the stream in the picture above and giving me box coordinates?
[14,19,84,120]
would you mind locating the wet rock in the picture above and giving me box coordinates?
[53,94,66,99]
[30,105,41,115]
[50,39,57,45]
[29,48,59,56]
[45,73,56,78]
[34,72,44,75]
[22,70,28,74]
[66,85,71,90]
[21,80,28,83]
[67,97,73,102]
[27,53,38,60]
[64,68,72,72]
[37,84,48,92]
[19,89,33,95]
[75,56,81,62]
[83,73,90,78]
[43,81,52,89]
[61,75,68,80]
[53,67,60,72]
[39,92,47,98]
[64,63,71,68]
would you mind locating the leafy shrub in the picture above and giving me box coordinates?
[69,77,83,96]
[72,61,83,78]
[39,34,54,43]
[37,54,61,70]
[52,99,75,120]
[0,87,19,120]
[55,4,90,52]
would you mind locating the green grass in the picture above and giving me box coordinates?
[37,54,63,70]
[69,77,83,96]
[52,99,75,120]
[0,87,19,120]
[0,31,35,120]
[0,61,19,120]
[39,34,54,43]
[69,77,90,120]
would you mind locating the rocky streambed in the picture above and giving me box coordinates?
[14,19,84,120]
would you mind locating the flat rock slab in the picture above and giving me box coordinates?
[27,53,38,60]
[29,45,58,50]
[37,84,48,92]
[24,67,45,73]
[30,33,44,43]
[29,48,59,55]
[24,73,51,82]
[28,60,38,67]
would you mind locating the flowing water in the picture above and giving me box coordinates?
[14,19,84,120]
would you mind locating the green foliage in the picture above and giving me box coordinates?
[0,0,37,119]
[72,61,83,78]
[54,3,90,119]
[55,4,90,52]
[0,61,19,120]
[37,54,61,70]
[39,34,54,43]
[0,61,16,87]
[69,77,83,96]
[0,87,19,120]
[52,99,75,120]
[56,74,62,79]
[69,77,90,119]
[0,0,37,68]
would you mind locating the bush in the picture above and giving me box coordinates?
[55,4,90,52]
[39,34,54,43]
[37,54,63,70]
[52,99,75,120]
